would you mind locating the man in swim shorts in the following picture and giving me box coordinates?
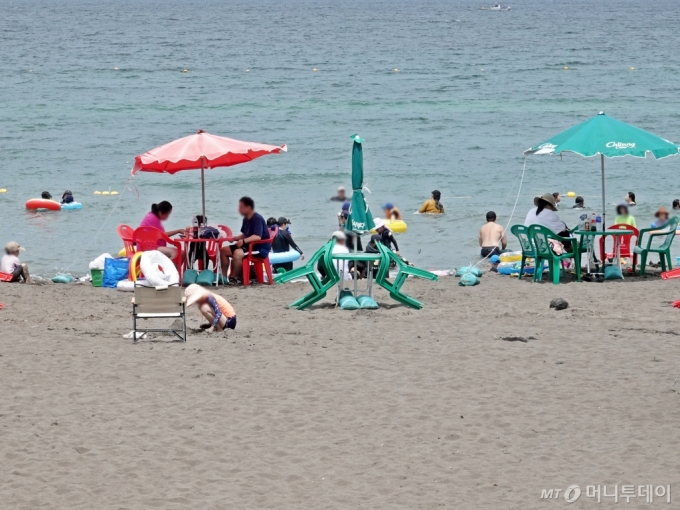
[478,211,506,258]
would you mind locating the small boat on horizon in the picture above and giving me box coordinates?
[480,3,510,11]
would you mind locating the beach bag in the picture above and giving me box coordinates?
[102,257,130,288]
[456,266,482,277]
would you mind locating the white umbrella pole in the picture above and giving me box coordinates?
[600,153,606,229]
[201,158,206,222]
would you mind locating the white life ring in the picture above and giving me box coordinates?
[139,250,180,287]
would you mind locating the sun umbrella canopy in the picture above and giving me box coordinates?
[345,134,375,235]
[525,112,679,229]
[525,112,679,159]
[132,130,287,175]
[131,129,286,219]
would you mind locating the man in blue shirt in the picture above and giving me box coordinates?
[220,196,271,283]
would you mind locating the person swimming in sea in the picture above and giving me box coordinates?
[382,202,402,220]
[418,190,444,214]
[61,190,75,204]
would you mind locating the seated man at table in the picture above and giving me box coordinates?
[220,196,271,284]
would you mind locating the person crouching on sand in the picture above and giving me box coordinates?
[1,241,31,283]
[478,211,507,258]
[185,284,236,332]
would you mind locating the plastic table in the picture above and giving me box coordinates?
[331,252,384,302]
[573,230,634,276]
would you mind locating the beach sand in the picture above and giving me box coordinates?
[1,272,679,509]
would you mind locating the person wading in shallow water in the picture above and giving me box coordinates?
[419,190,444,214]
[478,211,507,258]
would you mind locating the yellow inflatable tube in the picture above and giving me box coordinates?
[499,251,522,263]
[129,252,144,282]
[371,219,408,234]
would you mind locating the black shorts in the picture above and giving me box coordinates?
[481,246,501,258]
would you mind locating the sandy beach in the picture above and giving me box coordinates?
[1,272,679,509]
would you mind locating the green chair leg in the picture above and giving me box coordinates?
[389,292,423,310]
[517,256,526,280]
[639,252,648,276]
[552,260,560,285]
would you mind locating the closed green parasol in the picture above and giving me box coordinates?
[525,112,679,227]
[345,134,375,234]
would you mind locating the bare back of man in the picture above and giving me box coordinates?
[478,212,507,258]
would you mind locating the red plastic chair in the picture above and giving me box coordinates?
[132,226,183,270]
[242,226,277,286]
[599,224,639,267]
[117,224,136,258]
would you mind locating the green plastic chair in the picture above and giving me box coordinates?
[509,225,537,280]
[633,216,679,275]
[528,224,581,284]
[274,239,339,310]
[374,242,438,309]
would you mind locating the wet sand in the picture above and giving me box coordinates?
[1,272,679,509]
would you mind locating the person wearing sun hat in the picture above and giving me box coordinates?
[651,206,670,229]
[367,218,400,255]
[524,193,573,250]
[184,284,236,332]
[1,241,31,283]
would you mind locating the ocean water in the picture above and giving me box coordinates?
[2,0,680,276]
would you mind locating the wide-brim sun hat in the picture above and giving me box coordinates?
[655,206,669,218]
[533,193,557,208]
[373,218,391,231]
[185,283,210,307]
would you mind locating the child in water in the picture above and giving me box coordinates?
[61,190,75,204]
[185,284,236,332]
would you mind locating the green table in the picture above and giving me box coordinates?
[331,252,384,302]
[573,229,634,276]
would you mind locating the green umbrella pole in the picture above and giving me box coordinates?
[600,153,606,229]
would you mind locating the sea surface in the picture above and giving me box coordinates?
[2,0,680,276]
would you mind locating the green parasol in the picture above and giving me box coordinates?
[345,134,375,234]
[525,112,679,227]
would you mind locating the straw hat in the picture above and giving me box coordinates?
[185,284,210,307]
[534,193,557,209]
[655,206,669,218]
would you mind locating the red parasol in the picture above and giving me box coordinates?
[132,130,286,218]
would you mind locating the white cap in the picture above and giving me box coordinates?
[331,230,347,240]
[337,186,346,191]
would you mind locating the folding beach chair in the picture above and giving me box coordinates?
[131,284,186,343]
